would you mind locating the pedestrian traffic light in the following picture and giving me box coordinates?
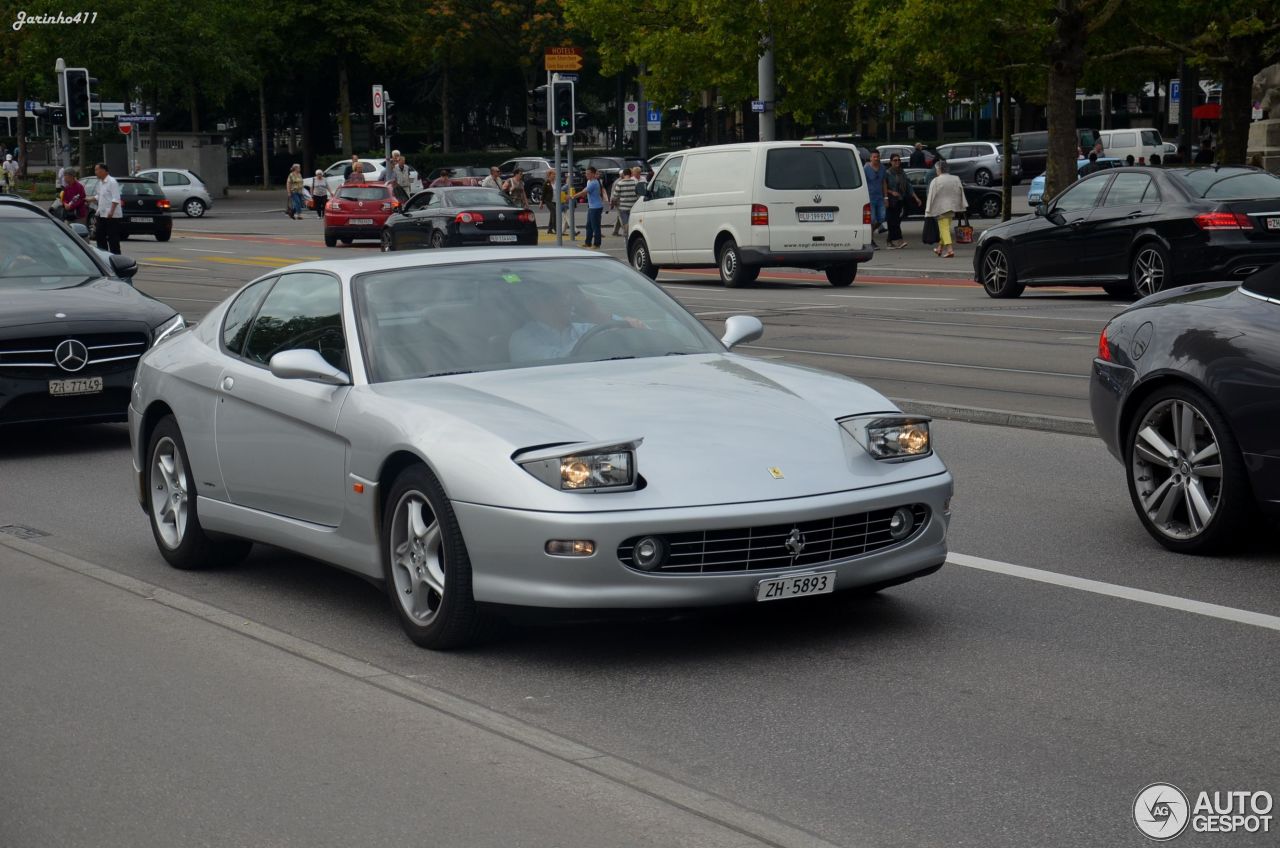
[551,80,574,136]
[65,68,92,130]
[529,86,548,128]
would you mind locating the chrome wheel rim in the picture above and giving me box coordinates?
[982,249,1008,293]
[1131,399,1223,540]
[150,436,189,550]
[721,247,738,280]
[1133,248,1165,296]
[389,491,445,624]
[430,231,443,248]
[975,170,991,186]
[631,243,647,271]
[184,199,203,217]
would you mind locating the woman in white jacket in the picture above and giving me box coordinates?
[924,160,967,258]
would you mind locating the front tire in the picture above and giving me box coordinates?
[974,168,993,187]
[380,229,395,252]
[1125,385,1254,554]
[430,229,445,249]
[979,244,1024,298]
[629,235,658,279]
[980,195,1001,219]
[382,464,486,649]
[528,183,544,206]
[1130,242,1170,298]
[147,416,252,570]
[718,239,756,287]
[183,198,207,218]
[825,264,857,287]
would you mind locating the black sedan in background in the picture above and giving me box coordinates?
[975,166,1280,299]
[380,187,538,251]
[1090,263,1280,553]
[0,196,181,426]
[81,176,175,242]
[903,168,1004,219]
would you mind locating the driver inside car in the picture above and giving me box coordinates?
[508,281,643,362]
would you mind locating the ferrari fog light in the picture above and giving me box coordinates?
[632,536,666,570]
[888,507,916,540]
[545,540,596,557]
[840,416,932,461]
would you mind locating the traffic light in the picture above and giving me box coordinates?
[551,80,574,136]
[65,68,92,130]
[528,86,548,128]
[385,110,398,136]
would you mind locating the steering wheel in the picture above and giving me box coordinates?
[569,320,636,356]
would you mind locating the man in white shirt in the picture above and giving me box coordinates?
[93,162,124,254]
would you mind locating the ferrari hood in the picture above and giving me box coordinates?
[361,353,947,510]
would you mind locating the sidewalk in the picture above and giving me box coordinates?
[0,535,822,848]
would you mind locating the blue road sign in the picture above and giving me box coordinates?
[556,73,579,82]
[1171,80,1181,102]
[751,100,765,113]
[118,114,157,123]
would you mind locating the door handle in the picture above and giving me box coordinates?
[1126,210,1146,218]
[1068,219,1085,227]
[221,376,234,391]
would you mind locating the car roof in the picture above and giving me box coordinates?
[267,247,612,280]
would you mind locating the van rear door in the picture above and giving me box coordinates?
[760,145,867,254]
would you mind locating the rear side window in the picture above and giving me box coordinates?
[163,172,191,187]
[1106,132,1137,149]
[765,147,862,190]
[1103,173,1155,206]
[1141,131,1161,147]
[122,182,161,197]
[338,186,390,201]
[1014,133,1047,153]
[222,278,275,355]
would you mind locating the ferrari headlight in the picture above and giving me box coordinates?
[151,314,186,346]
[515,438,642,492]
[840,416,932,461]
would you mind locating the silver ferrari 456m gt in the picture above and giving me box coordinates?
[129,248,953,648]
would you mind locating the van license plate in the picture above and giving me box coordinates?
[49,377,103,396]
[798,211,834,222]
[756,571,834,602]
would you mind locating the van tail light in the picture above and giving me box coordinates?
[750,203,769,226]
[157,199,170,209]
[1194,212,1252,230]
[517,210,535,223]
[1098,327,1112,361]
[455,211,485,224]
[863,203,872,225]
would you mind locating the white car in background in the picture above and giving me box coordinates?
[319,159,422,195]
[135,168,214,218]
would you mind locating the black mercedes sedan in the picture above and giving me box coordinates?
[1090,263,1280,554]
[380,186,538,251]
[0,196,183,426]
[975,166,1280,299]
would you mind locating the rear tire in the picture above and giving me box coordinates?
[979,244,1024,298]
[718,239,754,288]
[629,236,658,279]
[980,195,1001,219]
[825,264,857,287]
[155,230,171,242]
[324,232,337,247]
[183,198,207,218]
[147,416,252,571]
[430,229,445,249]
[528,183,544,206]
[382,464,488,649]
[381,230,394,252]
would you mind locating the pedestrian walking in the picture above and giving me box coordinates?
[309,169,329,218]
[864,150,887,249]
[908,142,927,168]
[884,154,920,249]
[574,166,607,248]
[92,162,124,255]
[924,159,967,259]
[1080,151,1101,177]
[503,168,529,210]
[343,154,360,180]
[388,152,412,192]
[1193,139,1215,164]
[429,168,454,188]
[541,168,567,234]
[286,164,305,219]
[610,166,639,236]
[481,166,503,190]
[1,154,18,192]
[60,168,87,222]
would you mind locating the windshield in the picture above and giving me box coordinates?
[354,257,724,382]
[1173,169,1280,200]
[447,189,515,207]
[0,215,102,289]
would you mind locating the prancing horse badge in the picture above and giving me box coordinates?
[768,467,784,479]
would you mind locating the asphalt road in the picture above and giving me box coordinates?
[2,419,1277,847]
[116,186,1117,425]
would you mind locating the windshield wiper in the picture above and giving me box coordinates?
[594,355,636,361]
[421,369,476,378]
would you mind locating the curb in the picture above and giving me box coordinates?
[890,397,1096,437]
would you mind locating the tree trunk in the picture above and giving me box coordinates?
[189,82,199,133]
[338,58,352,157]
[1044,2,1086,202]
[441,63,451,154]
[259,79,271,190]
[1217,60,1253,164]
[15,76,26,177]
[1002,71,1013,221]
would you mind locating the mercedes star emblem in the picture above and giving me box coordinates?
[54,339,89,373]
[785,527,806,557]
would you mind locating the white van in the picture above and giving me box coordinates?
[1098,128,1164,165]
[626,141,873,287]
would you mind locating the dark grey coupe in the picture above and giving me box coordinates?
[1090,263,1280,553]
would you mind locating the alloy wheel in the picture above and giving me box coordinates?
[1133,247,1165,297]
[1130,398,1222,539]
[982,197,1000,218]
[389,491,446,624]
[184,198,205,218]
[150,436,189,549]
[982,248,1009,293]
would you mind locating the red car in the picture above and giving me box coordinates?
[324,181,410,247]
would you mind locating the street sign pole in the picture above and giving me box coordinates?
[384,94,392,165]
[637,66,647,160]
[551,70,562,246]
[566,135,576,240]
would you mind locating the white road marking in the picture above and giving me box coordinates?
[830,294,956,301]
[181,247,236,254]
[694,305,844,316]
[743,345,1088,379]
[141,262,209,271]
[949,552,1280,632]
[1059,335,1093,340]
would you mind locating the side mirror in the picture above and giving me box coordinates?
[269,349,350,386]
[108,254,138,280]
[634,181,648,199]
[721,315,764,350]
[1034,203,1047,217]
[71,222,90,240]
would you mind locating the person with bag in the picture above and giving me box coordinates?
[924,159,967,259]
[286,164,305,219]
[60,169,87,222]
[309,169,329,218]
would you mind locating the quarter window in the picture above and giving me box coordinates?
[162,172,191,187]
[242,273,347,371]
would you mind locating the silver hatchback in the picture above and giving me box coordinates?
[136,168,214,218]
[935,142,1021,186]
